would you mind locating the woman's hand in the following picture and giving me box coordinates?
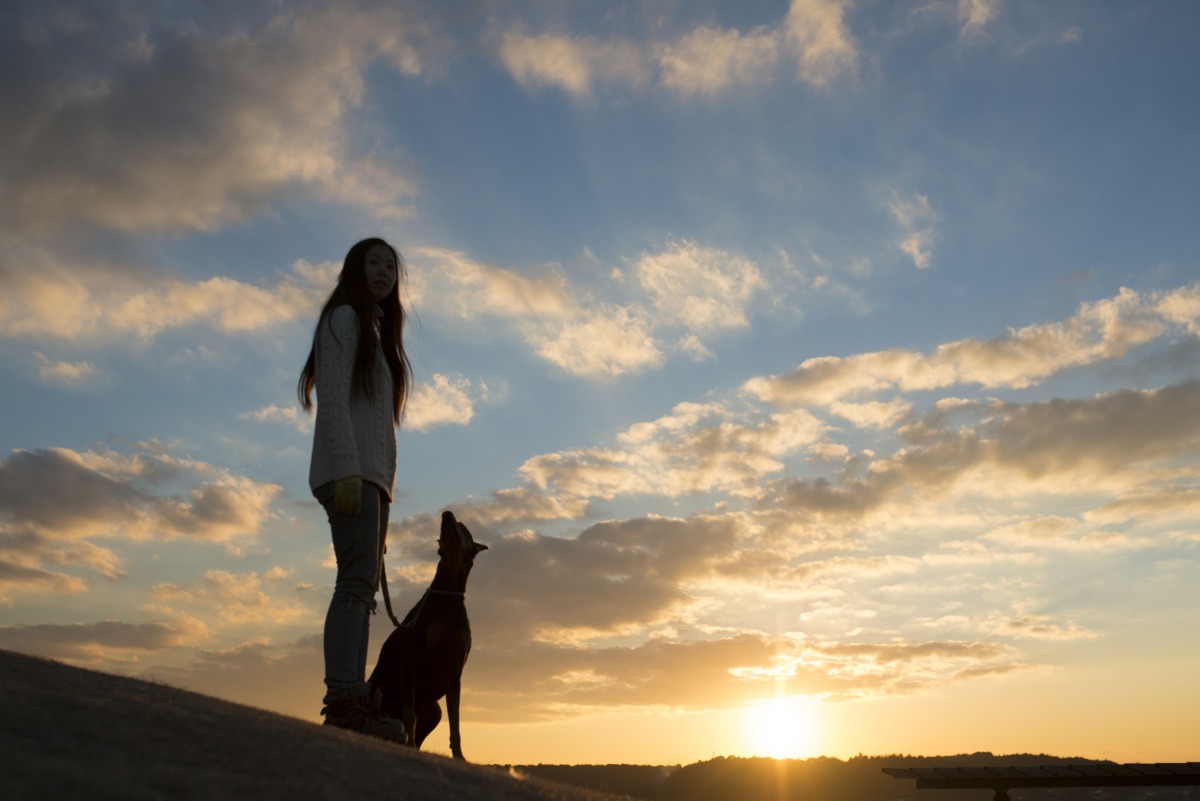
[334,475,363,516]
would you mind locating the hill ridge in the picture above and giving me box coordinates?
[0,648,624,801]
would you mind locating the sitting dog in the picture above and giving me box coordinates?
[368,509,487,760]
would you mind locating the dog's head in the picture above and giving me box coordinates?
[438,510,488,577]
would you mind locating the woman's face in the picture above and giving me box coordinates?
[363,244,398,301]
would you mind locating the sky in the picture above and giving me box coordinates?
[1,0,1198,767]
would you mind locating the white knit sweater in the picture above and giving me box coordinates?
[307,305,397,501]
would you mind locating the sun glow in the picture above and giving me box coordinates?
[740,695,820,759]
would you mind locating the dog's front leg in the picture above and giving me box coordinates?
[446,676,464,760]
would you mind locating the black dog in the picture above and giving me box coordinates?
[369,510,487,760]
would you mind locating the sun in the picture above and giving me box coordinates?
[740,695,820,759]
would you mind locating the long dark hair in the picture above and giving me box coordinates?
[297,238,412,424]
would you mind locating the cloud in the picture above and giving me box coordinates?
[0,557,88,602]
[980,613,1100,641]
[958,0,1002,38]
[498,31,648,95]
[534,305,663,378]
[406,373,487,431]
[829,398,914,430]
[1155,281,1200,334]
[0,616,209,667]
[744,283,1196,406]
[982,515,1153,552]
[412,242,766,378]
[0,4,427,238]
[464,629,1023,722]
[409,247,576,319]
[456,514,743,645]
[889,192,938,268]
[758,379,1200,536]
[33,352,99,386]
[635,241,765,332]
[985,381,1200,484]
[240,404,311,434]
[450,487,592,528]
[497,0,857,98]
[412,245,660,376]
[174,625,1023,724]
[0,255,339,342]
[784,0,859,86]
[1086,486,1200,527]
[0,445,282,601]
[152,569,307,625]
[656,25,780,96]
[506,400,832,510]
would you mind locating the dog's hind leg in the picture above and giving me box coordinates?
[399,674,419,749]
[414,702,441,748]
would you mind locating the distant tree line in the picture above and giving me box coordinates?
[503,754,1200,801]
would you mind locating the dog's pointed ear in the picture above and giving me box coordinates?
[473,542,488,554]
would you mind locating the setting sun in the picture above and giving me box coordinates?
[741,696,820,760]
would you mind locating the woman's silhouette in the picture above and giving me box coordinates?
[298,237,412,741]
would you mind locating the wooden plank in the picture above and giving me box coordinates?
[1037,766,1084,778]
[881,761,1200,793]
[1095,764,1143,777]
[938,768,990,779]
[1065,764,1111,778]
[1156,763,1200,774]
[1124,764,1174,776]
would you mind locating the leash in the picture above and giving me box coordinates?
[380,554,403,628]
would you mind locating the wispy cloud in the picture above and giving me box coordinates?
[33,352,99,387]
[498,31,649,96]
[412,242,767,378]
[152,569,306,625]
[958,0,1002,39]
[889,192,938,269]
[240,404,311,434]
[657,25,780,97]
[497,0,857,98]
[0,257,338,341]
[784,0,859,86]
[744,283,1198,406]
[406,373,487,431]
[0,616,209,667]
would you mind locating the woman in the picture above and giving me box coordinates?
[298,237,412,742]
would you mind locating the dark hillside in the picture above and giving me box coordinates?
[509,765,676,798]
[0,648,630,801]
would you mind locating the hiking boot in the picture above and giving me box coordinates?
[321,682,407,744]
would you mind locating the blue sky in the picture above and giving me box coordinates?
[1,0,1198,764]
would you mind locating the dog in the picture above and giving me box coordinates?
[368,509,487,760]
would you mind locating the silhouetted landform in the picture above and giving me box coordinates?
[0,648,630,801]
[509,756,1200,801]
[506,765,678,799]
[5,647,1194,801]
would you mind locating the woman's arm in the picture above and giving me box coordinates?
[315,305,361,482]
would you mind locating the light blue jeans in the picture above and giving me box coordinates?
[317,480,389,701]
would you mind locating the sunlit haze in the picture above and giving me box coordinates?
[1,0,1198,766]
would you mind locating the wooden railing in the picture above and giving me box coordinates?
[883,762,1200,801]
